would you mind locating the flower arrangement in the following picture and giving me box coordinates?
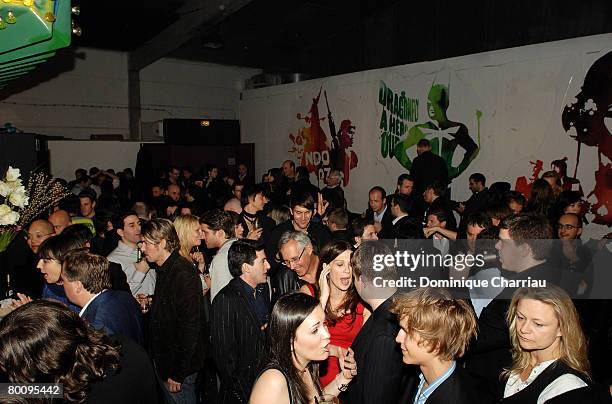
[0,166,70,252]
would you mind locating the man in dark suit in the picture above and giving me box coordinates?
[410,139,449,196]
[456,173,489,220]
[61,249,143,345]
[364,186,394,239]
[341,241,412,404]
[423,181,457,231]
[141,218,206,404]
[389,193,423,239]
[211,239,271,404]
[326,208,353,244]
[321,169,346,209]
[465,214,561,398]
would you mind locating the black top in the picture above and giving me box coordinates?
[341,296,414,404]
[238,277,270,326]
[501,360,587,403]
[86,334,159,404]
[238,210,276,244]
[212,277,269,403]
[108,261,131,292]
[411,151,449,194]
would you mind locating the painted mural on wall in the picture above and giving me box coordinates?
[288,87,358,186]
[240,34,612,236]
[378,80,482,181]
[513,51,611,226]
[562,50,612,225]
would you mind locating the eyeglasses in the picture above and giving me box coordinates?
[279,247,305,267]
[26,232,54,241]
[558,223,580,231]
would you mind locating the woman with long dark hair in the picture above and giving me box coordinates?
[250,292,358,404]
[525,179,556,221]
[0,300,158,403]
[301,239,370,387]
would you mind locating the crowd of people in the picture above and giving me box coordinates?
[1,138,612,403]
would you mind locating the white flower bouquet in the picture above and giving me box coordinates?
[0,166,29,252]
[0,166,70,252]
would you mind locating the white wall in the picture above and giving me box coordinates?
[140,59,260,123]
[1,48,128,139]
[0,47,261,139]
[48,140,145,180]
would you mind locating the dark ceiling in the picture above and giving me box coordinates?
[74,0,612,78]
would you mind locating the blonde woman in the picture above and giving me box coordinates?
[502,286,590,403]
[174,214,210,294]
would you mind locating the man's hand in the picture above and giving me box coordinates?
[317,193,329,217]
[166,378,182,393]
[456,203,465,214]
[247,228,263,240]
[373,221,382,233]
[423,226,439,238]
[11,293,32,308]
[338,347,357,380]
[134,259,149,274]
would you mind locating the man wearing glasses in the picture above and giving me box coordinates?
[266,192,331,284]
[553,213,592,282]
[5,219,54,299]
[275,230,320,297]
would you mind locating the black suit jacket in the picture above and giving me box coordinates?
[82,289,143,345]
[461,189,489,218]
[149,251,206,383]
[211,278,268,403]
[365,206,395,239]
[411,151,449,194]
[87,334,159,404]
[392,215,424,239]
[341,297,413,404]
[108,262,131,292]
[407,366,494,404]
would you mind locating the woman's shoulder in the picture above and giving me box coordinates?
[539,373,588,402]
[251,368,290,404]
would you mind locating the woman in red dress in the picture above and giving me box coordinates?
[300,239,371,387]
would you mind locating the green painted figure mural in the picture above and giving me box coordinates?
[393,83,482,179]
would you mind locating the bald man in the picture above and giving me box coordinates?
[48,210,72,235]
[167,184,181,203]
[223,198,242,214]
[282,160,296,180]
[26,219,55,253]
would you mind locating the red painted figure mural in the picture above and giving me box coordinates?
[515,160,544,199]
[288,87,358,186]
[562,51,612,225]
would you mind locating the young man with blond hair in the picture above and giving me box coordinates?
[390,288,493,403]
